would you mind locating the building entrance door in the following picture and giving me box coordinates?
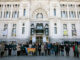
[30,22,49,43]
[36,36,43,43]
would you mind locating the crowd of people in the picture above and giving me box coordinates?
[0,42,80,58]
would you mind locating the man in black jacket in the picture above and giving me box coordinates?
[38,43,41,56]
[65,44,70,56]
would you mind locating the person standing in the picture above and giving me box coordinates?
[17,44,21,56]
[41,43,44,56]
[38,43,41,56]
[54,43,58,56]
[44,43,47,56]
[78,44,80,57]
[47,43,51,55]
[8,44,12,56]
[51,43,54,55]
[4,44,8,57]
[75,43,79,57]
[60,44,64,56]
[0,44,1,57]
[35,43,38,56]
[65,44,70,56]
[12,44,17,56]
[73,44,75,57]
[1,43,5,57]
[58,44,60,56]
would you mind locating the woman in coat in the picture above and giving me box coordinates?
[0,43,5,57]
[41,43,44,56]
[78,44,80,57]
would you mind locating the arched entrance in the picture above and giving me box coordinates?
[30,8,49,43]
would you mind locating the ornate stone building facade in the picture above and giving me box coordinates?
[0,0,80,43]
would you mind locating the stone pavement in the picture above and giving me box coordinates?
[0,56,80,60]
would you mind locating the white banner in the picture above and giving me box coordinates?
[3,29,8,35]
[43,36,46,42]
[32,36,36,43]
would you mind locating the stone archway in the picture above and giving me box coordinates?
[32,8,48,19]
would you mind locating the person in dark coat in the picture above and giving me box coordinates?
[44,43,48,56]
[8,44,12,56]
[65,44,70,56]
[60,44,64,56]
[38,43,41,56]
[47,43,51,55]
[54,44,58,56]
[35,43,38,56]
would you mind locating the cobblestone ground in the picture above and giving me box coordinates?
[0,48,80,60]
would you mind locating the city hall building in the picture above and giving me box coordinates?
[0,0,80,44]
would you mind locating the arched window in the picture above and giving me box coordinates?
[31,24,34,27]
[36,23,43,30]
[36,13,43,18]
[45,24,49,28]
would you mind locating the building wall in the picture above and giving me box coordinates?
[0,0,80,43]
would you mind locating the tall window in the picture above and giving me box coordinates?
[54,9,56,16]
[45,28,49,35]
[12,11,18,18]
[72,24,77,36]
[54,23,57,34]
[69,11,76,18]
[14,11,18,18]
[45,24,49,35]
[61,11,67,18]
[31,28,34,35]
[36,13,43,18]
[12,24,16,37]
[77,11,80,18]
[63,24,68,36]
[0,11,2,18]
[6,11,10,18]
[3,24,8,37]
[31,24,34,35]
[23,9,26,16]
[22,23,25,34]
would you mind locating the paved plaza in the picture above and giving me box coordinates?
[0,56,80,60]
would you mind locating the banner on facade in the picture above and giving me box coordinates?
[12,29,16,36]
[3,29,8,36]
[43,36,46,42]
[32,36,36,43]
[63,30,68,36]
